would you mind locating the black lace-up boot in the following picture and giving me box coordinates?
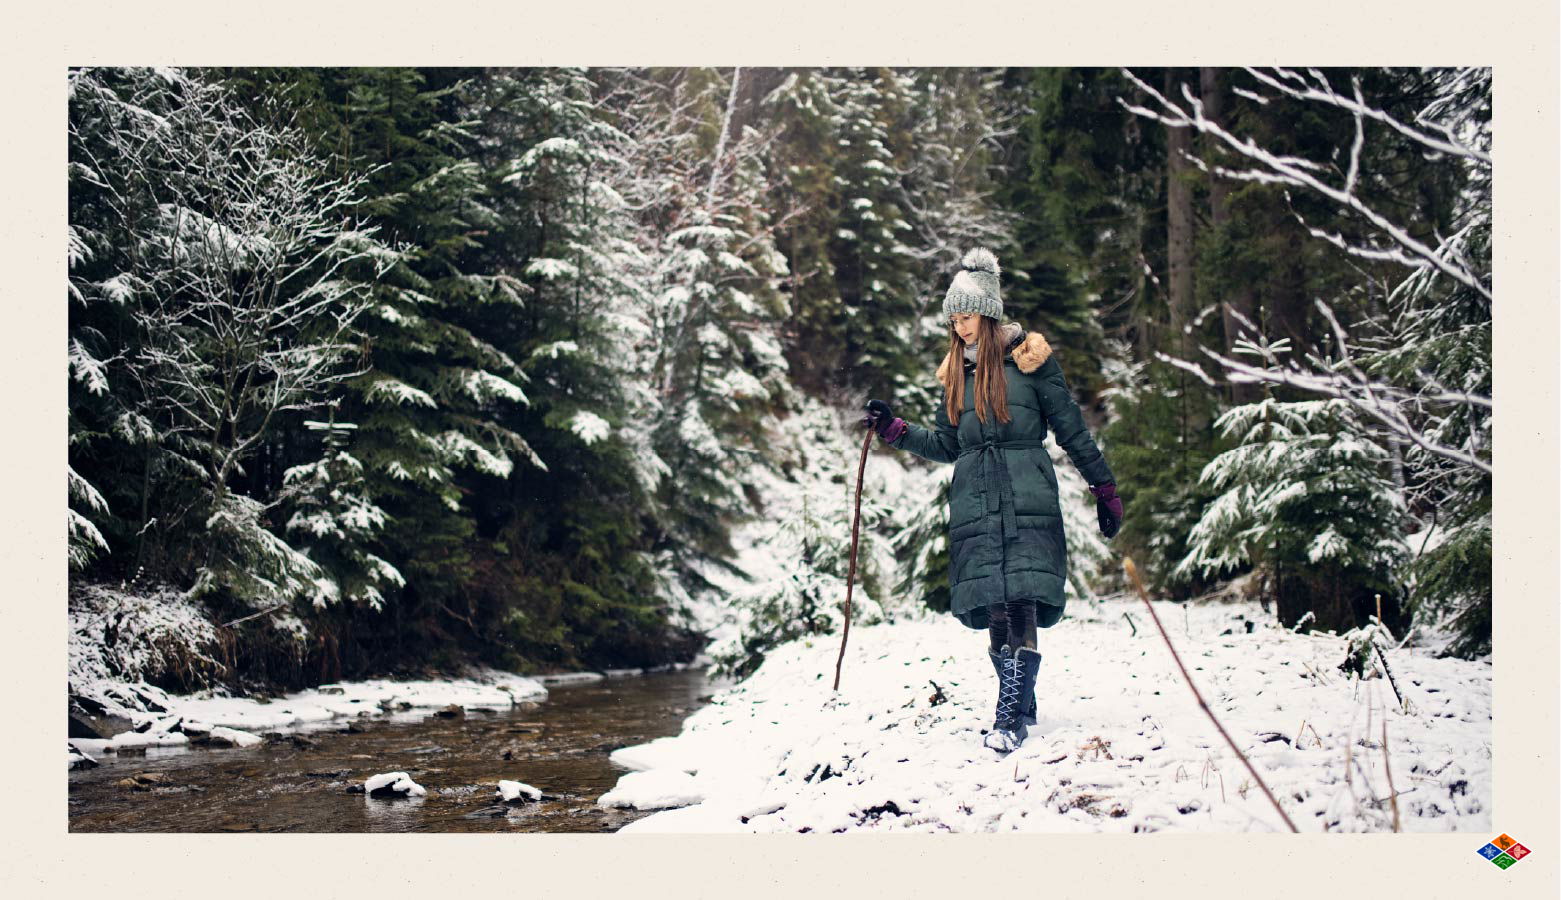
[983,645,1043,754]
[987,646,1038,727]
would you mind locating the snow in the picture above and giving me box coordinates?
[523,257,579,281]
[533,672,604,686]
[157,672,548,734]
[73,657,548,751]
[365,771,426,797]
[208,726,263,748]
[597,769,706,811]
[604,596,1490,833]
[436,429,515,478]
[496,780,542,802]
[609,736,701,773]
[69,583,223,718]
[569,410,612,445]
[363,375,437,408]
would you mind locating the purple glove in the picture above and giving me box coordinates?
[863,399,908,443]
[1090,482,1123,539]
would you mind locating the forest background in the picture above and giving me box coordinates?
[65,66,1491,700]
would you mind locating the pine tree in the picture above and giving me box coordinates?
[758,68,847,393]
[825,67,924,392]
[608,68,794,617]
[1176,397,1408,632]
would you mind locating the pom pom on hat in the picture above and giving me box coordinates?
[959,247,1000,277]
[943,246,1004,321]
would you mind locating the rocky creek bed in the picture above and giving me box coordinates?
[68,667,717,833]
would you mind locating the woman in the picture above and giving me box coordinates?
[863,247,1124,755]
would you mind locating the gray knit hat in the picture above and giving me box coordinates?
[942,247,1003,321]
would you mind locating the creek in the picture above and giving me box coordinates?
[68,667,717,833]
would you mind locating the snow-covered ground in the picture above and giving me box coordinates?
[601,595,1491,833]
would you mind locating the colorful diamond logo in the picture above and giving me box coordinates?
[1479,834,1532,869]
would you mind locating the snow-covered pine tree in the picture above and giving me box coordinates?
[68,66,393,614]
[1360,69,1491,656]
[1121,66,1491,654]
[757,68,848,393]
[891,471,953,614]
[1176,397,1408,632]
[606,67,794,620]
[298,69,545,626]
[280,418,403,609]
[459,66,696,664]
[1098,345,1221,598]
[826,67,924,392]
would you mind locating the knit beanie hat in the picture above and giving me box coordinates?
[942,247,1003,321]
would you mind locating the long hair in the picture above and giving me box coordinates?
[941,316,1011,426]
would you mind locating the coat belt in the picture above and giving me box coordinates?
[957,439,1047,544]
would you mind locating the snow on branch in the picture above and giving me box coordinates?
[1118,67,1491,304]
[1119,67,1491,485]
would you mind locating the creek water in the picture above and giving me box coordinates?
[68,667,717,833]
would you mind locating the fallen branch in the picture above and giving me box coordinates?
[1124,557,1299,832]
[219,603,289,629]
[1373,595,1407,713]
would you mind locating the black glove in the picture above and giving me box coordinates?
[862,398,907,443]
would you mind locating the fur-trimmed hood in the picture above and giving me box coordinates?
[936,321,1053,382]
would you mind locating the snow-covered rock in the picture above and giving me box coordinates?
[107,729,190,751]
[597,769,705,810]
[605,597,1492,834]
[68,743,99,770]
[206,726,262,748]
[496,780,542,803]
[365,771,426,798]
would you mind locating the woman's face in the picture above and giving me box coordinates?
[951,312,981,345]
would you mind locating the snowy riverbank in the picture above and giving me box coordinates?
[600,595,1491,833]
[69,668,551,762]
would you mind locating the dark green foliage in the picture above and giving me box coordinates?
[1098,363,1222,599]
[68,66,1493,700]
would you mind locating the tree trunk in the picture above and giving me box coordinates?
[1164,68,1196,357]
[1200,67,1259,404]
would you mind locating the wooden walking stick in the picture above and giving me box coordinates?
[833,427,875,691]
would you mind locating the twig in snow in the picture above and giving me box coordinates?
[1372,595,1407,713]
[1122,612,1138,636]
[1123,557,1299,832]
[1382,716,1400,832]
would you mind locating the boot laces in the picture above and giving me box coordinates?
[996,651,1023,722]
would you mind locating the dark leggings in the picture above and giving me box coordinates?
[986,600,1063,653]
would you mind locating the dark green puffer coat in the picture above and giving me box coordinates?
[888,322,1114,629]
